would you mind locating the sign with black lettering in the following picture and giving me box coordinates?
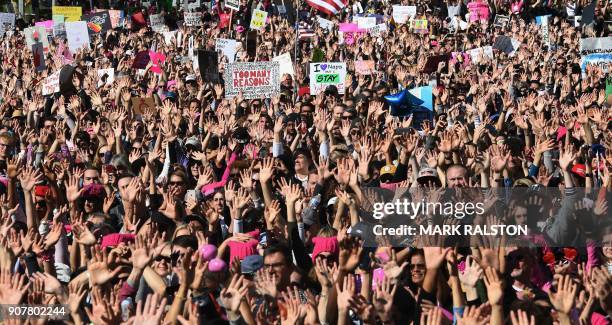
[224,62,280,99]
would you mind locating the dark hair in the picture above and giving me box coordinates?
[172,235,198,250]
[263,244,292,265]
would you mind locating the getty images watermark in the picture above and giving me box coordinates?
[353,187,610,247]
[371,198,527,237]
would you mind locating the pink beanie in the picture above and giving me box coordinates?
[101,233,135,248]
[228,239,258,262]
[311,236,339,262]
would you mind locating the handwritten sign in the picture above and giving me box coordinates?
[215,38,238,63]
[250,9,268,30]
[52,6,82,22]
[309,62,347,95]
[184,12,202,26]
[355,60,375,75]
[392,5,416,24]
[65,21,90,52]
[150,14,166,33]
[224,62,280,99]
[368,23,387,37]
[467,46,494,63]
[42,71,60,95]
[357,17,376,29]
[273,52,295,77]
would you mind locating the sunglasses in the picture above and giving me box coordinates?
[155,255,171,263]
[168,181,184,187]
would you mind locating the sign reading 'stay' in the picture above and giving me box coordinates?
[310,62,346,95]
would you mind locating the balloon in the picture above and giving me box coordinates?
[384,88,407,107]
[208,258,227,272]
[199,244,217,261]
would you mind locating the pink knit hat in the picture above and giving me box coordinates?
[101,233,135,248]
[311,236,339,262]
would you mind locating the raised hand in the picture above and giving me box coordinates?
[220,274,248,313]
[0,269,29,304]
[483,267,504,306]
[88,245,124,285]
[255,269,279,298]
[131,235,153,270]
[373,276,397,322]
[18,166,43,192]
[132,293,167,325]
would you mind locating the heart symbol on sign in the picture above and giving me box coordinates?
[320,64,327,71]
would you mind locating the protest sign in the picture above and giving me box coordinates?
[368,23,387,37]
[52,6,82,22]
[198,50,220,83]
[132,51,150,69]
[131,97,156,115]
[224,62,280,99]
[215,38,238,63]
[82,11,112,35]
[309,62,347,95]
[97,9,123,28]
[32,43,45,72]
[0,13,15,30]
[494,15,510,27]
[355,60,375,75]
[183,0,201,11]
[163,31,177,45]
[184,12,202,26]
[422,54,450,73]
[97,68,114,87]
[35,20,54,34]
[65,21,90,52]
[539,15,550,47]
[357,17,376,29]
[467,1,490,22]
[149,51,166,74]
[150,14,166,33]
[24,26,49,51]
[246,31,257,58]
[606,76,612,99]
[317,16,333,30]
[467,46,494,63]
[392,5,416,24]
[250,9,268,30]
[579,37,612,55]
[339,23,366,45]
[225,0,240,11]
[52,15,65,37]
[273,52,295,77]
[580,53,612,72]
[535,15,552,25]
[42,71,60,96]
[411,19,428,33]
[493,35,520,55]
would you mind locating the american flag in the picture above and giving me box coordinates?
[306,0,347,16]
[298,21,314,40]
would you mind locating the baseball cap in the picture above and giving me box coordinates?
[417,167,441,186]
[379,164,397,182]
[241,255,264,274]
[571,164,586,178]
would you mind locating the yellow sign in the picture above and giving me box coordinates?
[411,19,428,34]
[52,6,82,22]
[249,9,268,31]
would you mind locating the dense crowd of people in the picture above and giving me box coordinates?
[0,0,610,324]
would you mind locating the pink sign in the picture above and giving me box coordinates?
[339,23,366,33]
[149,51,166,74]
[35,20,54,34]
[467,1,490,22]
